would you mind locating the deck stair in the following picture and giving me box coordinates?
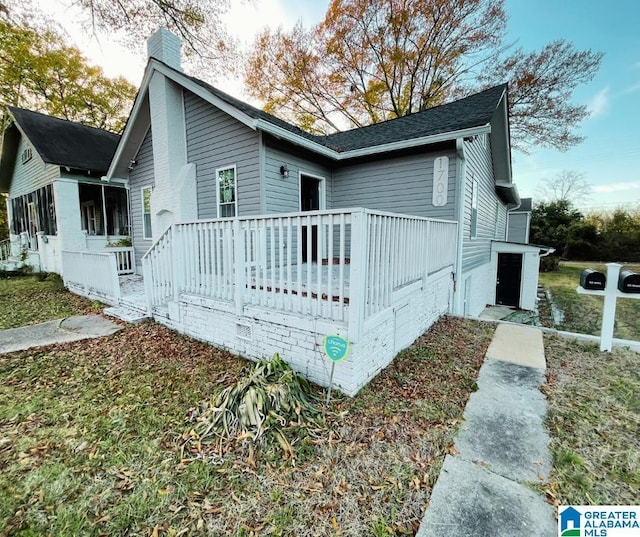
[104,275,150,324]
[103,304,149,324]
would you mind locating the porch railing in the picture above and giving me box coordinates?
[61,250,121,305]
[108,247,135,275]
[142,208,457,338]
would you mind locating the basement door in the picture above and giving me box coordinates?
[496,253,523,307]
[300,174,321,262]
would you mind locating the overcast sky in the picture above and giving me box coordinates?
[39,0,640,211]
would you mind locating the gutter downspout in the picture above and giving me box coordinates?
[453,138,466,315]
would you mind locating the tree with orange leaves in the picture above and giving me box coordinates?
[245,0,602,152]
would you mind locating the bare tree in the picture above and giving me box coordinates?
[536,170,592,205]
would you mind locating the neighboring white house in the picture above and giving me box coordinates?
[0,108,133,275]
[0,29,551,395]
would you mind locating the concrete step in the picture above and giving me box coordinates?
[120,296,148,311]
[103,305,149,324]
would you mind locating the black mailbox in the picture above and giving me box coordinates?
[580,268,606,290]
[618,270,640,293]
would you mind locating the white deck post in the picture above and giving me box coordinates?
[171,226,182,301]
[600,262,622,352]
[233,218,246,314]
[108,253,121,301]
[142,256,153,315]
[348,208,369,343]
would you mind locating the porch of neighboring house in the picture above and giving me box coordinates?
[64,208,458,395]
[6,181,131,274]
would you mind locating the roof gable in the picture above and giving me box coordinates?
[108,58,510,178]
[182,65,506,153]
[6,107,120,174]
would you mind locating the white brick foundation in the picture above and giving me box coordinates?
[154,268,453,396]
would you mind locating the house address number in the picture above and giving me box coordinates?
[432,156,449,207]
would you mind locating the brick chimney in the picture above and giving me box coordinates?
[146,28,182,71]
[145,28,197,238]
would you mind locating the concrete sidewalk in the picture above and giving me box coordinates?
[417,323,556,537]
[0,315,122,354]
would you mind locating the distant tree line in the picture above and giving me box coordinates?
[531,200,640,265]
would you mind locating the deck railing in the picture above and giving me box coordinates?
[362,210,457,317]
[142,208,457,336]
[61,250,121,304]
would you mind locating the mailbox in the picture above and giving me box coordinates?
[618,270,640,293]
[580,268,606,290]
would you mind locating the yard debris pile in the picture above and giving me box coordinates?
[181,353,327,462]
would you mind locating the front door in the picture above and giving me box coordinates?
[496,253,522,307]
[300,175,321,262]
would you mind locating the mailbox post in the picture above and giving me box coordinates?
[601,263,621,352]
[577,263,640,352]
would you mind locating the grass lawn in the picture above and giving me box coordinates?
[538,262,640,340]
[0,274,96,329]
[0,314,494,536]
[543,335,639,506]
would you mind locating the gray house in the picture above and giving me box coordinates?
[3,28,546,394]
[93,28,539,394]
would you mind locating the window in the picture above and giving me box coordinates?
[21,147,33,164]
[217,165,237,217]
[142,186,152,239]
[470,179,478,238]
[81,201,98,234]
[10,184,57,236]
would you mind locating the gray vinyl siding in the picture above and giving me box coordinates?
[461,135,508,272]
[332,152,457,220]
[507,212,529,243]
[184,91,261,218]
[129,128,155,267]
[9,136,60,198]
[264,145,333,213]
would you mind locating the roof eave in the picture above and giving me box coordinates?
[490,87,512,183]
[496,181,520,207]
[105,66,156,180]
[258,120,491,161]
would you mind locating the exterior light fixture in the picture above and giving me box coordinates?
[280,164,289,178]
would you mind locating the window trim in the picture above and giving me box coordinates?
[216,164,238,218]
[141,185,153,240]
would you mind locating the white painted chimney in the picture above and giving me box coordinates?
[145,28,197,238]
[147,28,182,71]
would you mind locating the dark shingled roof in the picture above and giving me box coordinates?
[180,64,506,153]
[516,197,532,212]
[7,107,120,173]
[183,73,320,144]
[320,84,507,151]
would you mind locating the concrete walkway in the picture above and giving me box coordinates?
[417,323,556,537]
[0,315,122,354]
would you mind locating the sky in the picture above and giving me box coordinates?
[38,0,640,211]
